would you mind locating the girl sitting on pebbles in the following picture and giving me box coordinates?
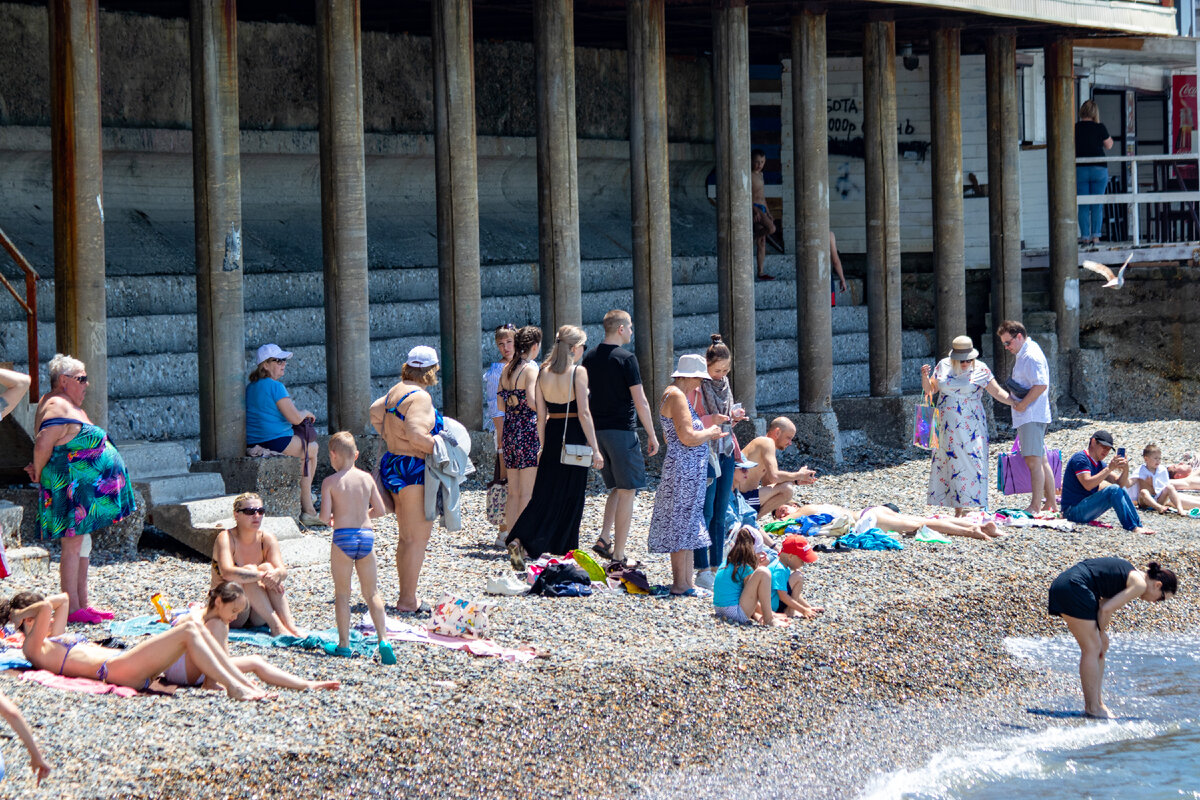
[4,591,272,701]
[772,502,1003,541]
[712,527,790,627]
[164,582,339,692]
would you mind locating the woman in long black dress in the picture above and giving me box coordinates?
[1048,558,1177,718]
[506,325,604,567]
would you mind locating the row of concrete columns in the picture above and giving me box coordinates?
[47,0,1080,454]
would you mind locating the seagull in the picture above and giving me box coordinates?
[1081,253,1133,288]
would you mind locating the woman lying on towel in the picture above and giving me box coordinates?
[164,582,338,692]
[4,591,272,701]
[771,502,1003,541]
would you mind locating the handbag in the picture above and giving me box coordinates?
[560,366,594,468]
[485,457,507,527]
[997,437,1064,495]
[292,418,318,476]
[428,593,497,639]
[1003,377,1030,400]
[912,391,940,450]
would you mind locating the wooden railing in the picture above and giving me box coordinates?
[1076,153,1200,246]
[0,227,39,402]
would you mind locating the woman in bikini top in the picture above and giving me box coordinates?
[210,493,302,637]
[4,591,271,701]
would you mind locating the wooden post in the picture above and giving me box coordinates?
[49,0,107,425]
[863,16,902,397]
[534,0,582,336]
[930,23,965,358]
[1045,38,1078,355]
[317,0,371,433]
[190,0,247,459]
[793,8,832,413]
[986,30,1023,380]
[432,0,483,428]
[627,0,674,410]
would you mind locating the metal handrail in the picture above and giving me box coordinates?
[0,227,38,402]
[1075,152,1200,246]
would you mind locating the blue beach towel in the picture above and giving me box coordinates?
[108,615,376,657]
[837,529,904,551]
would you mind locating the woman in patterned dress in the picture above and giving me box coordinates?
[30,354,136,624]
[921,336,1013,516]
[499,326,543,534]
[648,355,729,596]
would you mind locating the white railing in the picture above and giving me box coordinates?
[1076,152,1200,246]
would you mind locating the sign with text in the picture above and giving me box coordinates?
[1171,75,1196,178]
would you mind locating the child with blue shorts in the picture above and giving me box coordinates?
[319,432,395,664]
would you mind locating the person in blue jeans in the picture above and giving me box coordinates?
[1075,99,1114,245]
[1060,430,1154,535]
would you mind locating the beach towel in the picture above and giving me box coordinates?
[108,615,378,657]
[0,651,30,670]
[20,669,139,697]
[358,614,537,663]
[107,616,169,638]
[837,529,904,550]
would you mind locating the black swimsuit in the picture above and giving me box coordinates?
[1048,557,1134,621]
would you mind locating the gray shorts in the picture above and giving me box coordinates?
[595,429,647,491]
[1017,422,1048,457]
[715,604,751,624]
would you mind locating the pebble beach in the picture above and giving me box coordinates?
[1,415,1198,800]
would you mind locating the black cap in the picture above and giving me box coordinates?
[1093,430,1115,447]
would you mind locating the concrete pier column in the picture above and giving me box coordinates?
[627,0,674,410]
[190,0,246,459]
[317,0,371,433]
[930,23,965,357]
[534,0,581,335]
[712,0,757,414]
[49,0,107,426]
[985,30,1022,380]
[1045,39,1078,357]
[432,0,483,428]
[792,9,832,413]
[863,16,902,397]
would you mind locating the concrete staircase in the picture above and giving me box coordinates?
[121,442,328,566]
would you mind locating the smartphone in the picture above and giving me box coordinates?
[1117,447,1126,457]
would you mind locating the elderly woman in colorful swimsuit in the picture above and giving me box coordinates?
[30,354,136,624]
[369,345,443,616]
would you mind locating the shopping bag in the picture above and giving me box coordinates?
[997,437,1063,495]
[485,458,507,527]
[428,594,498,639]
[912,392,940,450]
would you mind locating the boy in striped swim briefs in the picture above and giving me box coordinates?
[319,432,396,664]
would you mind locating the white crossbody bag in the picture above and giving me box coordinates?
[560,366,594,468]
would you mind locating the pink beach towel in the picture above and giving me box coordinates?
[19,669,138,697]
[359,614,538,663]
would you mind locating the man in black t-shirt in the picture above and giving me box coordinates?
[581,309,660,564]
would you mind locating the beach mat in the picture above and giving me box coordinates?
[108,615,377,657]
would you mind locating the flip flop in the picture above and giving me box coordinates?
[378,640,397,666]
[397,602,432,617]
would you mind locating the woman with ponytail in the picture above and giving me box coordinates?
[506,325,604,567]
[498,326,543,534]
[1048,558,1177,718]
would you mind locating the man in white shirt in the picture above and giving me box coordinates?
[997,320,1057,514]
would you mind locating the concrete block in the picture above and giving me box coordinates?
[5,547,51,579]
[1071,348,1110,416]
[0,487,39,546]
[832,394,923,450]
[780,411,842,464]
[154,497,302,559]
[0,500,23,548]
[135,472,228,506]
[117,441,192,481]
[193,457,302,520]
[278,534,332,567]
[312,433,385,487]
[92,487,147,558]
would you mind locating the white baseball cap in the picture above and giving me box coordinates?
[256,343,293,365]
[406,345,439,368]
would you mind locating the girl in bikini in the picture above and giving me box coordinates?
[4,591,271,701]
[772,502,1002,541]
[211,493,302,637]
[164,582,340,692]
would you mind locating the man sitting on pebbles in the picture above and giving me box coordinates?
[772,502,1004,541]
[1060,430,1154,535]
[736,418,817,518]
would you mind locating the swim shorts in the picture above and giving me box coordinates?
[332,528,375,561]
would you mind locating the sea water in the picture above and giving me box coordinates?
[860,632,1200,799]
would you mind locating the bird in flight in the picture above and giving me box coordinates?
[1081,253,1133,288]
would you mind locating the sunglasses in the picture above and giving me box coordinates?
[67,374,88,385]
[236,507,265,516]
[267,358,287,364]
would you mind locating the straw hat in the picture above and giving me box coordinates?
[949,336,979,361]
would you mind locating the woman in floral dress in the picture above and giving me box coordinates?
[648,355,729,596]
[921,336,1014,516]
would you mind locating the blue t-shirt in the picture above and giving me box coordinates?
[712,564,753,607]
[1061,450,1104,509]
[245,378,293,444]
[768,558,793,611]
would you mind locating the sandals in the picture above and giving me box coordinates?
[507,541,527,572]
[396,601,432,617]
[607,555,644,571]
[591,537,615,560]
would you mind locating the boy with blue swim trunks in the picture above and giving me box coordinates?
[319,432,396,664]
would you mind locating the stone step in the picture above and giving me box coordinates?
[117,441,192,481]
[0,500,23,549]
[5,546,51,579]
[153,494,304,559]
[756,356,928,408]
[135,472,228,507]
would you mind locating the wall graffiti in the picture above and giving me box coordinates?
[826,96,931,163]
[835,163,861,200]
